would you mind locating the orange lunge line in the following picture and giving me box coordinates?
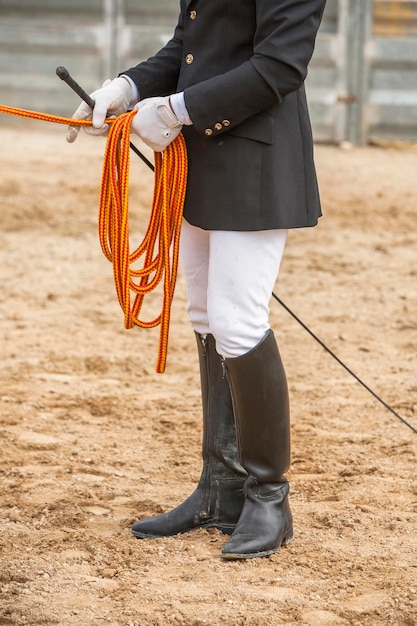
[0,104,188,373]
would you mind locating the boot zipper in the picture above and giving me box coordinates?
[200,333,211,521]
[222,357,244,466]
[200,334,207,357]
[221,357,227,379]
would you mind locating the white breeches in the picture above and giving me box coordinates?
[179,219,288,358]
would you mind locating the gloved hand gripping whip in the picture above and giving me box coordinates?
[56,66,154,171]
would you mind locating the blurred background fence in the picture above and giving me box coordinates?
[1,0,416,144]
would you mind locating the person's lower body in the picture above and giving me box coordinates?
[131,220,292,558]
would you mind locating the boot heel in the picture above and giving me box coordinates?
[282,526,294,546]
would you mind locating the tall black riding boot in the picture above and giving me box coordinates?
[131,333,247,538]
[221,329,293,559]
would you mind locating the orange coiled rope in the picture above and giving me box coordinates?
[0,104,188,373]
[99,110,188,372]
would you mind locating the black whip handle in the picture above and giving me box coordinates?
[56,66,96,110]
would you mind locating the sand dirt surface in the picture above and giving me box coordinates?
[0,122,416,626]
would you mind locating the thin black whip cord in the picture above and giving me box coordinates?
[272,292,416,435]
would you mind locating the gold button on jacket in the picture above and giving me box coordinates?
[186,54,194,65]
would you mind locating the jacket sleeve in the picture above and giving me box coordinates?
[185,0,327,134]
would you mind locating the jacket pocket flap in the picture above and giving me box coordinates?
[228,113,274,145]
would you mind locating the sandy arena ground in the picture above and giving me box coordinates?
[0,121,416,626]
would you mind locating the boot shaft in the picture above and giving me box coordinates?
[195,333,246,479]
[224,330,291,483]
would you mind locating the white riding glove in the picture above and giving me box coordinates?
[131,96,183,152]
[66,77,133,143]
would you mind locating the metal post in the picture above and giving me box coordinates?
[345,0,373,145]
[335,0,350,143]
[103,0,125,79]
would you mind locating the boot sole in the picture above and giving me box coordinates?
[131,522,236,539]
[221,529,294,560]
